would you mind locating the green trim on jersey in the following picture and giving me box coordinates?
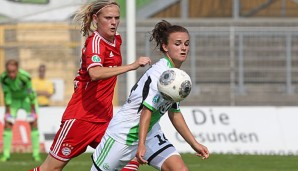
[143,101,155,111]
[145,101,181,114]
[164,56,175,68]
[125,102,161,145]
[169,107,181,113]
[95,137,115,167]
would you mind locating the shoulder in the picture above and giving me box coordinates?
[85,33,102,46]
[150,58,169,74]
[115,32,121,39]
[0,71,7,79]
[86,33,106,53]
[140,61,166,87]
[86,33,99,44]
[0,72,8,84]
[159,58,172,68]
[19,69,31,77]
[115,32,122,44]
[31,77,39,83]
[18,69,32,81]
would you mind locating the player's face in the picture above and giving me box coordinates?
[163,32,190,68]
[6,64,18,80]
[94,5,120,43]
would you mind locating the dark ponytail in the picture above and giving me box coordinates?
[150,20,189,53]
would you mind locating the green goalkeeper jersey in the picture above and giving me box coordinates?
[0,69,37,106]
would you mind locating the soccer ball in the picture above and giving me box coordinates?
[157,68,192,102]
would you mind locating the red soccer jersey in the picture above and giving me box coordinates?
[62,31,122,123]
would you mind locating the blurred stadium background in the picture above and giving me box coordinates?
[0,0,298,170]
[0,0,297,106]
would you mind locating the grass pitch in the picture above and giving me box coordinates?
[1,153,297,171]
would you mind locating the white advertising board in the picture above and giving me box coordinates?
[0,106,297,155]
[159,107,298,155]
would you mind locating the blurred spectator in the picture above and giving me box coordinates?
[0,59,41,161]
[32,64,54,107]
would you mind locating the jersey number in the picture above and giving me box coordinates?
[154,133,168,146]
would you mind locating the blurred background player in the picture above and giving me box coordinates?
[32,64,54,107]
[0,59,40,162]
[30,0,151,171]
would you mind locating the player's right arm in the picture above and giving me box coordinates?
[84,35,151,81]
[0,75,12,110]
[136,106,152,164]
[88,56,151,81]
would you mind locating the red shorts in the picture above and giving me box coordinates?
[49,119,109,161]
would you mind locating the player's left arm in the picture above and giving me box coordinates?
[168,110,209,159]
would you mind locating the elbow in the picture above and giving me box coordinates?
[88,67,103,81]
[89,74,103,81]
[89,74,98,81]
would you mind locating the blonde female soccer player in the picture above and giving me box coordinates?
[30,1,150,171]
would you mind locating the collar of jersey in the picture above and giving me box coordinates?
[164,56,174,68]
[94,31,116,47]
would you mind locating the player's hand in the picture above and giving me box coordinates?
[131,57,151,69]
[27,112,38,123]
[136,144,148,164]
[194,143,209,160]
[4,114,15,124]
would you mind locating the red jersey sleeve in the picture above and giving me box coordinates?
[85,34,105,71]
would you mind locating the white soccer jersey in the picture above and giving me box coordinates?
[106,57,181,146]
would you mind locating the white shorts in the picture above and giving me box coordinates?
[91,131,180,171]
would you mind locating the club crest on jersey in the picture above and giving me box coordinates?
[153,94,160,103]
[92,55,101,63]
[61,143,73,156]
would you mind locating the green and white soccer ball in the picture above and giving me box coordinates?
[157,68,192,102]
